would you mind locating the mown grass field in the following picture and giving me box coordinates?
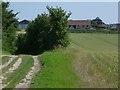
[31,33,118,88]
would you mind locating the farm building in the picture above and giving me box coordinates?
[68,17,107,30]
[110,23,120,31]
[91,17,107,29]
[68,20,91,29]
[18,18,108,30]
[19,19,30,30]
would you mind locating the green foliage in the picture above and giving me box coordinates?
[3,25,17,54]
[2,2,18,31]
[2,2,18,54]
[16,34,27,54]
[26,13,50,54]
[17,6,71,55]
[45,6,71,48]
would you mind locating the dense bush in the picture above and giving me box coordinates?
[2,2,18,54]
[16,6,71,55]
[46,6,71,48]
[2,25,17,54]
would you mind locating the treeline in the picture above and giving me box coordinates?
[2,2,71,55]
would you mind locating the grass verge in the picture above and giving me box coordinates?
[31,49,79,88]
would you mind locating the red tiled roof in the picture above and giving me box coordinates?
[68,20,91,26]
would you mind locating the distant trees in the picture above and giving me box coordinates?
[2,2,18,54]
[17,6,71,55]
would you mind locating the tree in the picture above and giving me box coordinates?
[17,13,50,54]
[46,6,71,48]
[26,13,50,54]
[17,6,71,55]
[2,2,18,54]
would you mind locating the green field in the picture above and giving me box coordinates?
[69,33,118,88]
[69,33,118,52]
[31,33,118,88]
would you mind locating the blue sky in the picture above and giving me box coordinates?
[9,2,118,24]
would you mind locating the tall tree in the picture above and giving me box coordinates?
[2,2,18,54]
[24,13,50,54]
[46,6,71,48]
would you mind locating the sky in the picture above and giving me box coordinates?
[9,2,118,24]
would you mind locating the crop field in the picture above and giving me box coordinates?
[68,33,118,88]
[0,33,118,88]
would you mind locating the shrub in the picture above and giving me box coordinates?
[17,6,71,55]
[2,25,17,54]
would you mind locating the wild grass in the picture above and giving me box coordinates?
[30,49,79,88]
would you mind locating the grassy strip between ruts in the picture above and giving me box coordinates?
[30,49,79,88]
[2,56,11,65]
[3,55,34,89]
[2,56,19,74]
